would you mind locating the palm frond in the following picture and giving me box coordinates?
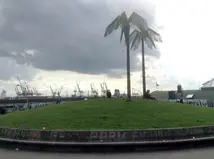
[120,12,130,44]
[147,28,162,42]
[104,12,130,38]
[104,15,121,37]
[129,30,141,51]
[129,12,148,32]
[145,31,156,49]
[120,27,124,42]
[145,37,154,49]
[120,11,129,26]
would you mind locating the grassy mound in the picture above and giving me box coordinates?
[0,99,214,130]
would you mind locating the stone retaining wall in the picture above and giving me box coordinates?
[1,125,214,142]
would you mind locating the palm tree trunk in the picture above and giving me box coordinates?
[126,39,131,101]
[125,27,131,101]
[141,37,146,95]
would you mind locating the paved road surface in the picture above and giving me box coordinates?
[1,148,214,159]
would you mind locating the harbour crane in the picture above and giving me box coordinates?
[57,86,63,97]
[100,82,108,97]
[90,83,98,97]
[50,86,57,97]
[76,81,84,97]
[0,90,6,99]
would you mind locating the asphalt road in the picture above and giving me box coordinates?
[1,148,214,159]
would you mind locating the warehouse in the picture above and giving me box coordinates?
[151,79,214,101]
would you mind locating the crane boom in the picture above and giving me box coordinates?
[16,76,25,94]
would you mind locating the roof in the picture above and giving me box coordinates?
[202,79,214,88]
[151,90,214,101]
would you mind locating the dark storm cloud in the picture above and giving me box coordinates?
[0,0,159,78]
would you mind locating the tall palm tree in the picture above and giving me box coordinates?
[104,12,132,101]
[129,12,162,95]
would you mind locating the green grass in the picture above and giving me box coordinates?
[0,99,214,130]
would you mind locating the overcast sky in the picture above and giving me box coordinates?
[0,0,213,96]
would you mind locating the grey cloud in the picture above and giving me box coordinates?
[0,49,10,57]
[0,0,159,78]
[0,57,37,80]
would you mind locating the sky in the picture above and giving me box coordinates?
[0,0,213,96]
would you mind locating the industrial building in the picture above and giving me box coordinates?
[151,79,214,101]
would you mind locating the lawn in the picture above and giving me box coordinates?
[0,99,214,130]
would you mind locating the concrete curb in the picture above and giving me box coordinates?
[1,125,214,152]
[1,135,214,145]
[1,136,214,153]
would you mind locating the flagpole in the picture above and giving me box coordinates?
[156,79,159,90]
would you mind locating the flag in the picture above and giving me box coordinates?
[156,82,159,89]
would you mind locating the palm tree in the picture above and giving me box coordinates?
[129,12,162,95]
[104,12,132,101]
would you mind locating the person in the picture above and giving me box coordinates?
[176,92,183,103]
[107,90,112,98]
[143,90,156,100]
[0,107,7,115]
